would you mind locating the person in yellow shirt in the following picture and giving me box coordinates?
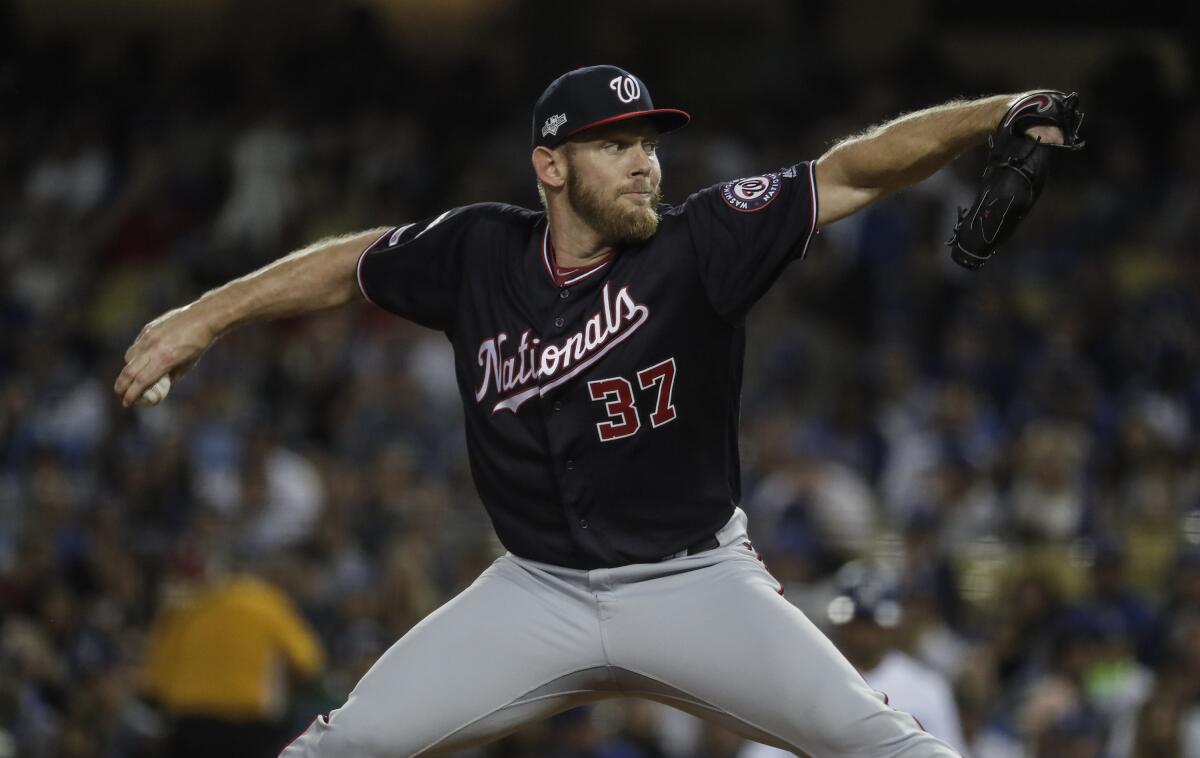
[143,566,325,758]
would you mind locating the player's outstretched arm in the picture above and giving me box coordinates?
[113,228,388,408]
[813,93,1064,228]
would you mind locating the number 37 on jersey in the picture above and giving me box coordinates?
[587,357,678,442]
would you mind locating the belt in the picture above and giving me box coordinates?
[662,533,720,561]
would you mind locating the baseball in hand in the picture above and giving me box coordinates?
[136,375,172,406]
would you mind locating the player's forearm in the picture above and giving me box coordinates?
[194,228,387,337]
[820,95,1017,192]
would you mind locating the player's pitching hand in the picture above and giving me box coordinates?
[114,306,215,408]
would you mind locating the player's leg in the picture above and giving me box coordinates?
[602,547,960,757]
[280,555,615,758]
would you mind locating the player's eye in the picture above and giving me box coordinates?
[604,142,621,153]
[644,142,658,155]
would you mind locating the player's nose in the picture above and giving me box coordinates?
[628,144,653,175]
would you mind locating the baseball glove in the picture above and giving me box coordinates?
[947,91,1085,270]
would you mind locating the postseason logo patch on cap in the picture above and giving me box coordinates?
[541,113,568,138]
[532,65,690,149]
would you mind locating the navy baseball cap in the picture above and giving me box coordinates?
[532,65,690,149]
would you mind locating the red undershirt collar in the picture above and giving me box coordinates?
[541,226,615,287]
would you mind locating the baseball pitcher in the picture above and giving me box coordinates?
[115,65,1083,757]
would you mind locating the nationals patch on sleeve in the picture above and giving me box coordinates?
[720,173,782,212]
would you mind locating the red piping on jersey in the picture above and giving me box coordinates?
[556,262,596,275]
[541,227,613,287]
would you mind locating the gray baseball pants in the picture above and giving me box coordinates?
[280,509,959,757]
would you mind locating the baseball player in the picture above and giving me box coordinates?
[114,65,1083,757]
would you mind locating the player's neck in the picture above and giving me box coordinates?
[545,209,615,268]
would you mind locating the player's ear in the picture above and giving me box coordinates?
[532,146,567,190]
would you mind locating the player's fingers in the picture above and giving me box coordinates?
[113,356,140,396]
[114,352,151,404]
[118,322,168,392]
[119,353,163,408]
[122,370,161,409]
[114,336,155,393]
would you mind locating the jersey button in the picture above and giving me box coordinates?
[579,518,588,529]
[553,401,562,412]
[559,288,570,299]
[566,460,575,471]
[554,317,565,328]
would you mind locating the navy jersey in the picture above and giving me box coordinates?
[357,162,818,569]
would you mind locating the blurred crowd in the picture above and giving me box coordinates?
[2,3,1200,757]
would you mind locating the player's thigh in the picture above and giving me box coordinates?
[281,555,610,758]
[604,553,957,758]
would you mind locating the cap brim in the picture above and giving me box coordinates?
[561,108,691,142]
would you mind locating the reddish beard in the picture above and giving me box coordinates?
[566,159,662,244]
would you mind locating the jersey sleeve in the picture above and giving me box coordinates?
[356,206,478,332]
[681,160,819,324]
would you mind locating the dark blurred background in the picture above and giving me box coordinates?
[1,1,1199,756]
